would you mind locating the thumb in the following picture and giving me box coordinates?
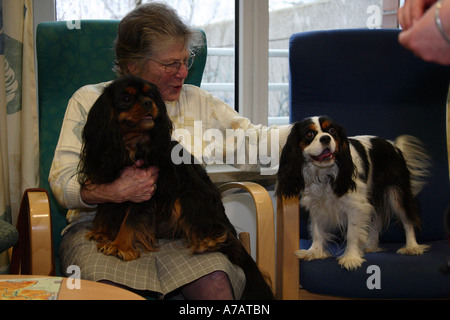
[398,29,412,49]
[135,159,145,168]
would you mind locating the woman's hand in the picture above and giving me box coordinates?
[398,0,450,65]
[81,162,159,205]
[398,0,437,29]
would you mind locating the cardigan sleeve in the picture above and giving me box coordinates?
[174,85,292,172]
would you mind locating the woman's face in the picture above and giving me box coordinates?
[129,40,190,102]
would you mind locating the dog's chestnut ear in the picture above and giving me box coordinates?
[276,122,305,198]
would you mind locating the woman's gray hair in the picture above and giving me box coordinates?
[114,2,204,76]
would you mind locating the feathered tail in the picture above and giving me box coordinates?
[394,135,431,196]
[219,235,275,300]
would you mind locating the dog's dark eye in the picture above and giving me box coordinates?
[122,95,132,104]
[305,131,315,140]
[328,127,337,136]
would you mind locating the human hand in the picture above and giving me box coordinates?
[398,1,450,65]
[398,0,437,30]
[81,162,159,204]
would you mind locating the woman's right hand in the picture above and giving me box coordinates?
[81,163,159,205]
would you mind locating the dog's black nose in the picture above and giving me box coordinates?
[141,98,153,110]
[320,135,331,145]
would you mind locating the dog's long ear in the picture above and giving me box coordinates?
[78,88,127,185]
[332,126,356,197]
[276,123,305,198]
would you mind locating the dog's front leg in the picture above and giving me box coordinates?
[295,216,331,261]
[337,206,370,270]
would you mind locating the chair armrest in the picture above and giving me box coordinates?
[276,195,300,300]
[218,181,275,292]
[10,189,55,276]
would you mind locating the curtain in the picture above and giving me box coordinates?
[0,0,38,273]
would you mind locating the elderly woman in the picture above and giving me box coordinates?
[50,2,289,300]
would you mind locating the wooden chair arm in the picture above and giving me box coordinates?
[10,189,55,276]
[218,181,275,293]
[276,195,300,300]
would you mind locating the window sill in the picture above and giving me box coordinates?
[206,164,277,187]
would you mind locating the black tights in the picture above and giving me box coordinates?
[98,270,234,300]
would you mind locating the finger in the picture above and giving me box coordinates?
[135,159,145,167]
[398,31,417,57]
[399,0,434,30]
[398,28,410,48]
[146,166,160,177]
[410,0,426,24]
[398,4,410,29]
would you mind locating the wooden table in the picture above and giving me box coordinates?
[0,275,145,300]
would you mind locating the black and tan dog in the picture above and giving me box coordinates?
[78,75,274,299]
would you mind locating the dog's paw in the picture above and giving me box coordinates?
[190,234,228,254]
[397,244,430,255]
[97,243,141,261]
[87,231,110,243]
[364,245,384,253]
[337,254,365,270]
[295,249,331,261]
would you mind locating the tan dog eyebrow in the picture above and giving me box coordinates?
[125,87,137,95]
[142,84,151,93]
[321,120,331,131]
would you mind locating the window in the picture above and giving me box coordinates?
[268,0,399,124]
[53,0,400,125]
[55,0,236,109]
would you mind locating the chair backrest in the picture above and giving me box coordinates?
[289,29,450,242]
[36,20,207,258]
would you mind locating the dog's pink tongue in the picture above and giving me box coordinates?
[314,149,333,162]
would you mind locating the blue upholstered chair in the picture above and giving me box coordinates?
[11,21,275,291]
[276,29,450,299]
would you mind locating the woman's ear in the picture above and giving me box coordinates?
[127,62,137,75]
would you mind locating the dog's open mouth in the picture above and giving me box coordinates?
[311,148,334,163]
[143,114,153,121]
[140,115,155,129]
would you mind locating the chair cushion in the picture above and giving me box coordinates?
[299,239,450,298]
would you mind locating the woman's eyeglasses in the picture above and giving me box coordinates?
[148,52,195,74]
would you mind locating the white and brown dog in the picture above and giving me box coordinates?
[276,116,431,270]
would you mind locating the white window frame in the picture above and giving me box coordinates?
[33,0,56,32]
[238,0,269,126]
